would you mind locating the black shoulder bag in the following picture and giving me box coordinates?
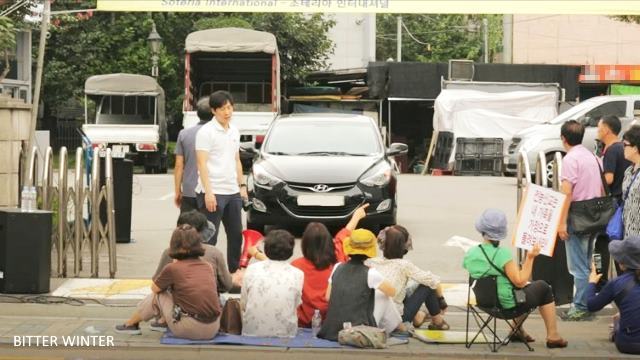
[568,155,618,235]
[478,245,527,305]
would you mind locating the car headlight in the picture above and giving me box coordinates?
[360,164,391,187]
[252,163,282,188]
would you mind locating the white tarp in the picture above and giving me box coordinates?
[185,28,277,54]
[433,89,558,163]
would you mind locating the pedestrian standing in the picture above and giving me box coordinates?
[174,97,212,213]
[558,120,603,321]
[597,115,632,203]
[622,125,640,239]
[195,91,248,273]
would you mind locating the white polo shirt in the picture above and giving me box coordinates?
[195,119,240,195]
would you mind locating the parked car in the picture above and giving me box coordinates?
[506,95,640,182]
[245,113,408,233]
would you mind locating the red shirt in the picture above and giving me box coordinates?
[291,228,351,327]
[291,257,334,327]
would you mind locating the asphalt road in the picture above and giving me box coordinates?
[114,174,519,282]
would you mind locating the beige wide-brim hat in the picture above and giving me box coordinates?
[343,228,377,258]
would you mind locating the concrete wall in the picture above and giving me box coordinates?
[513,15,640,64]
[326,13,376,70]
[0,95,32,208]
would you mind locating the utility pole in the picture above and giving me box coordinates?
[482,18,489,63]
[396,16,402,62]
[29,0,50,155]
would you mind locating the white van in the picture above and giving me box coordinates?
[506,95,640,180]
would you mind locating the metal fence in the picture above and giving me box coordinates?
[22,145,116,278]
[54,119,82,151]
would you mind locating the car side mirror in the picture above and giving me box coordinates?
[386,143,408,156]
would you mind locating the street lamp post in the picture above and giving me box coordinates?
[147,21,162,78]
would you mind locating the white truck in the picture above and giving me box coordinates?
[506,95,640,180]
[82,73,168,173]
[182,27,280,165]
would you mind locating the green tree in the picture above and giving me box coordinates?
[377,14,502,63]
[0,16,16,81]
[39,6,334,121]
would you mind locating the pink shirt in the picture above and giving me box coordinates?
[561,144,604,201]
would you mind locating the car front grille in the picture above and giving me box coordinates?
[281,202,359,218]
[288,182,356,193]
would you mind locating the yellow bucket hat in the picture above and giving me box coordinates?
[343,229,377,258]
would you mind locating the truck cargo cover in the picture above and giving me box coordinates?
[84,73,163,96]
[185,28,277,54]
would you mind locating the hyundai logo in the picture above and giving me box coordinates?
[312,184,330,193]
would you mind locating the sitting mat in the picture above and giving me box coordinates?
[161,328,341,348]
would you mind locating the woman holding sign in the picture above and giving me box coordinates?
[463,209,568,348]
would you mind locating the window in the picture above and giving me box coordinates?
[578,101,626,127]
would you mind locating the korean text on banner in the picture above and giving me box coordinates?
[513,184,567,257]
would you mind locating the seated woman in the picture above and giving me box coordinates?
[318,229,402,341]
[154,210,233,294]
[587,236,640,355]
[462,209,568,349]
[241,230,303,338]
[115,225,221,339]
[290,204,369,327]
[368,225,449,330]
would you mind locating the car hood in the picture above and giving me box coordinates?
[514,123,560,140]
[257,154,383,183]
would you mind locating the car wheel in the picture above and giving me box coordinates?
[545,152,564,187]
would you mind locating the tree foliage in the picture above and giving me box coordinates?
[376,14,502,63]
[0,16,16,81]
[39,4,334,122]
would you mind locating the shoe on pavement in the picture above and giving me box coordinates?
[114,323,142,335]
[560,309,593,321]
[149,321,168,332]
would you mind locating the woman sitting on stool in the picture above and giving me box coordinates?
[463,209,567,348]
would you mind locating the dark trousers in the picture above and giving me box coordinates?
[197,192,243,273]
[402,285,441,322]
[179,196,198,214]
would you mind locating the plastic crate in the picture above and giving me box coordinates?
[455,138,504,158]
[454,156,503,176]
[431,131,455,170]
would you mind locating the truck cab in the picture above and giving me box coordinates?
[506,95,640,179]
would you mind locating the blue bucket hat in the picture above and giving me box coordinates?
[609,236,640,270]
[475,209,508,241]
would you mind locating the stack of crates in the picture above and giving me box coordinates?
[454,138,504,176]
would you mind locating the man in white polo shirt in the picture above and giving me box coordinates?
[195,91,248,273]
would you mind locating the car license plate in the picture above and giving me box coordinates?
[111,145,129,158]
[297,195,344,207]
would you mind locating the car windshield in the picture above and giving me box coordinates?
[549,98,603,124]
[263,120,382,156]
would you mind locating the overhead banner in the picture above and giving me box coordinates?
[96,1,640,15]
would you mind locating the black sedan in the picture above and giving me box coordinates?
[246,113,407,233]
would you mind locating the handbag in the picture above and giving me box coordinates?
[219,298,242,335]
[606,170,640,240]
[568,156,618,235]
[338,325,387,349]
[479,245,527,305]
